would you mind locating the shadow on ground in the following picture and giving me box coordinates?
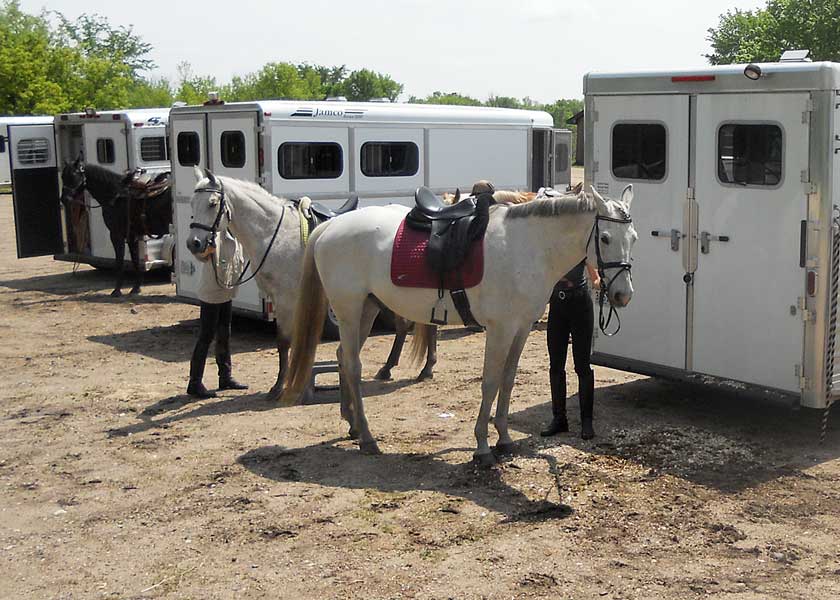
[0,266,173,297]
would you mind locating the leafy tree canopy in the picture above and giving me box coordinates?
[707,0,840,64]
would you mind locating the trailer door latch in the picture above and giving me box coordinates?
[700,231,730,254]
[651,228,683,251]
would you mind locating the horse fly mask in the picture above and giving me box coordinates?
[589,209,633,336]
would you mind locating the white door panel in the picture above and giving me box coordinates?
[592,95,690,369]
[692,93,808,391]
[83,123,128,260]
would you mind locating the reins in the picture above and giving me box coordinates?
[588,212,633,336]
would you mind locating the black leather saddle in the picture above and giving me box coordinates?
[310,193,360,222]
[411,186,478,220]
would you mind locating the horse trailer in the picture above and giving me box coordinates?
[10,108,175,267]
[1,116,55,187]
[169,99,571,319]
[584,57,840,409]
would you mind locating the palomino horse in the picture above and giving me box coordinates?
[281,185,637,465]
[60,159,172,297]
[185,169,437,401]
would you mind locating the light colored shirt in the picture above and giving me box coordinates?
[197,231,244,304]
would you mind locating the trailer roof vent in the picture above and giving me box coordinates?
[203,91,224,106]
[780,49,811,62]
[325,96,347,102]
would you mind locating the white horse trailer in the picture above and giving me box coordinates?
[584,59,840,409]
[10,108,174,267]
[1,116,54,186]
[169,99,570,319]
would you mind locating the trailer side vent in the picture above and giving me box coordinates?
[826,207,840,397]
[16,137,50,165]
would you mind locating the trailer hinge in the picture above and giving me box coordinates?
[802,99,814,124]
[256,124,266,134]
[256,174,266,185]
[795,364,810,390]
[686,187,695,200]
[798,297,816,321]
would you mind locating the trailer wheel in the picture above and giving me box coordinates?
[322,305,340,340]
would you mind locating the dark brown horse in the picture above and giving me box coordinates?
[60,159,172,296]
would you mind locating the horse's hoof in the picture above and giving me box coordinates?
[472,452,497,468]
[374,369,392,381]
[416,370,434,382]
[359,440,381,455]
[348,427,360,440]
[495,441,517,456]
[110,289,122,298]
[264,388,282,403]
[129,287,141,296]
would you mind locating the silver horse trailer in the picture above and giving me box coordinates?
[170,98,571,319]
[584,55,840,409]
[1,116,54,186]
[10,108,174,268]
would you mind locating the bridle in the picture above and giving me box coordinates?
[61,166,103,210]
[190,179,286,289]
[588,208,633,336]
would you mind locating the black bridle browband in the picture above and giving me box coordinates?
[190,180,286,289]
[588,211,634,336]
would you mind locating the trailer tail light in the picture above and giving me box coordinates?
[134,122,144,127]
[671,75,716,83]
[807,271,818,297]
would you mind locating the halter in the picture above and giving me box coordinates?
[190,180,286,289]
[61,165,103,210]
[588,210,633,336]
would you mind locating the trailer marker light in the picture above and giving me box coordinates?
[134,122,144,127]
[112,114,121,120]
[671,75,716,83]
[807,271,818,296]
[264,112,272,117]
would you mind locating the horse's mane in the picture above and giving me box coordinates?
[215,175,292,215]
[84,163,124,190]
[503,192,595,220]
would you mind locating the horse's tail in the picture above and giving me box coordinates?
[408,323,433,366]
[280,225,329,406]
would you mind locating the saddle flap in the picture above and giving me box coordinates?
[309,193,360,221]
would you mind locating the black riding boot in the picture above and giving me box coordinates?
[540,369,569,436]
[579,368,595,440]
[217,353,248,391]
[187,353,216,399]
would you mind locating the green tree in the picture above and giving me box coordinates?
[174,61,219,105]
[340,69,403,102]
[707,0,840,64]
[408,91,482,106]
[486,95,522,109]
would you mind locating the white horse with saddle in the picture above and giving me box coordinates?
[282,184,637,466]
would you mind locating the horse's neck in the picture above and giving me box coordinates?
[224,183,292,260]
[507,211,594,282]
[86,167,120,203]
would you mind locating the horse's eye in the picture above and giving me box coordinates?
[600,232,611,245]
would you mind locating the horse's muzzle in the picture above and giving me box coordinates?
[186,236,214,259]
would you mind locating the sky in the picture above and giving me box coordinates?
[21,0,764,103]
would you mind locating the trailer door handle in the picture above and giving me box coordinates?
[651,228,683,251]
[700,231,730,254]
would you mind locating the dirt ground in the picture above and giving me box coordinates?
[1,191,839,600]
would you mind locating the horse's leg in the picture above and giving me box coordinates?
[493,326,531,455]
[266,322,290,403]
[417,325,438,381]
[474,324,517,467]
[128,236,143,295]
[110,231,126,297]
[340,298,380,440]
[375,315,409,381]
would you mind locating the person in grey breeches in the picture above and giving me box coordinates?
[187,230,248,399]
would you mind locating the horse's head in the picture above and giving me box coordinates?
[59,159,86,207]
[187,167,229,261]
[588,184,637,308]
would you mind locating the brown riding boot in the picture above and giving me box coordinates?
[541,369,569,436]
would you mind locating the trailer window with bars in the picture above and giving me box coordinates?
[278,142,343,179]
[220,131,246,168]
[16,138,50,165]
[360,142,419,177]
[611,123,667,181]
[140,136,168,162]
[96,138,115,164]
[177,132,200,166]
[717,123,783,186]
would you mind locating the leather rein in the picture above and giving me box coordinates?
[190,180,286,290]
[588,211,633,336]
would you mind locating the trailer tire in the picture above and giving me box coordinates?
[322,305,340,340]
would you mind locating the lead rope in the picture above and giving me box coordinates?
[821,206,840,442]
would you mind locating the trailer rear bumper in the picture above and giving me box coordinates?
[54,252,170,271]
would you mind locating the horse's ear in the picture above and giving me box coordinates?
[620,184,633,210]
[204,168,217,186]
[590,185,608,213]
[193,166,204,182]
[572,181,583,194]
[453,188,460,203]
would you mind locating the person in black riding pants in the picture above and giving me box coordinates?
[541,259,601,440]
[187,230,248,399]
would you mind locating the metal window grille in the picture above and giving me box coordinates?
[140,137,167,162]
[16,138,50,165]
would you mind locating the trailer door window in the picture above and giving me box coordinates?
[360,142,419,177]
[140,136,168,162]
[177,132,200,166]
[17,138,50,165]
[0,136,5,153]
[554,142,569,176]
[612,123,667,181]
[278,142,343,179]
[717,124,783,186]
[220,131,246,168]
[96,138,115,164]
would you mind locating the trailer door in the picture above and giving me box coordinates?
[171,114,208,303]
[591,95,690,370]
[9,123,62,258]
[551,129,572,190]
[83,122,129,260]
[692,93,808,392]
[208,111,263,315]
